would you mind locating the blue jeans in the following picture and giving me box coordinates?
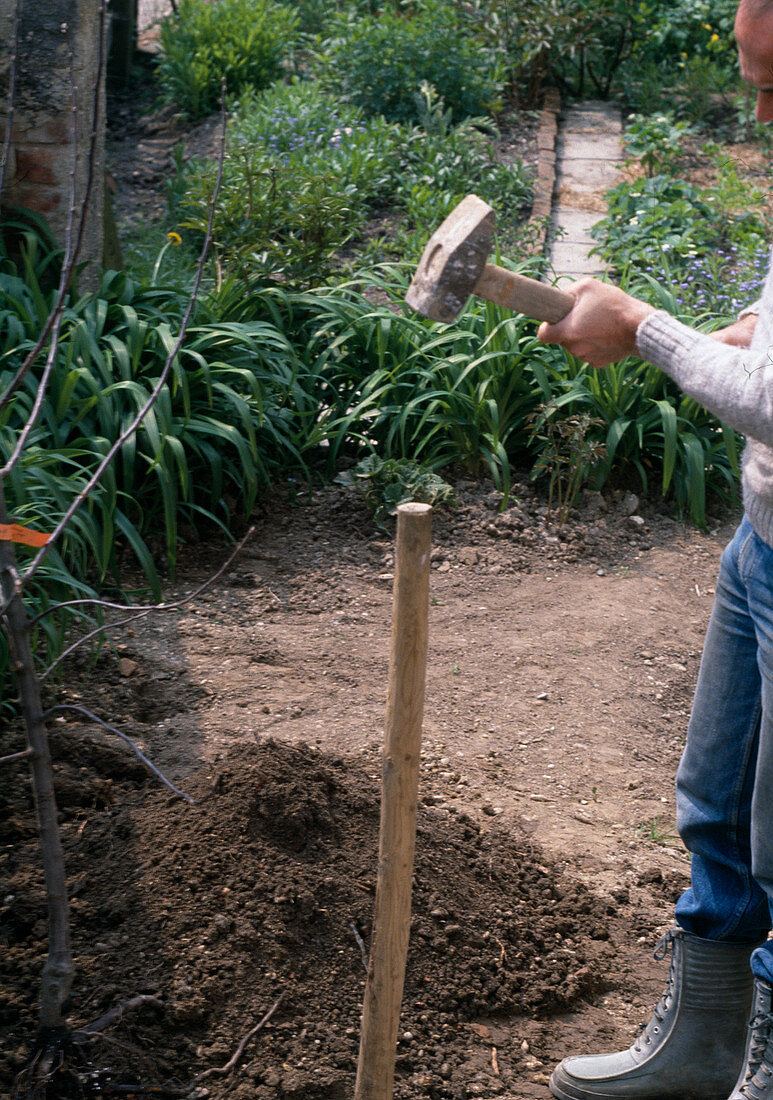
[675,516,773,980]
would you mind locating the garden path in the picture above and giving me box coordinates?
[136,0,170,51]
[548,100,624,281]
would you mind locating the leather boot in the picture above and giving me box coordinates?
[549,928,759,1100]
[727,978,773,1099]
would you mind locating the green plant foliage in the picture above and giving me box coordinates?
[456,0,741,109]
[593,175,718,271]
[335,454,455,527]
[0,222,319,702]
[528,408,607,524]
[317,1,503,124]
[175,84,398,283]
[173,81,532,285]
[156,0,298,118]
[528,346,741,527]
[632,0,739,75]
[623,113,696,177]
[181,149,367,284]
[592,149,770,320]
[296,270,547,505]
[395,84,532,248]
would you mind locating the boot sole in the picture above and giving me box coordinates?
[549,1064,732,1100]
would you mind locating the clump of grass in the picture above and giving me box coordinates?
[635,815,680,847]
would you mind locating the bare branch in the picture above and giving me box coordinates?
[30,525,256,624]
[0,480,72,1029]
[1,312,66,473]
[73,995,165,1039]
[0,747,33,764]
[20,87,229,586]
[40,609,150,682]
[43,704,195,803]
[37,526,255,679]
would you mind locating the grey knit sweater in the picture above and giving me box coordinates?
[636,249,773,547]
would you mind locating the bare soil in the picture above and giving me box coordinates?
[1,476,737,1098]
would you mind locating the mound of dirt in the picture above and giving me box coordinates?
[2,734,616,1098]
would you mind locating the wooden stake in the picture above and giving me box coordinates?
[355,502,432,1100]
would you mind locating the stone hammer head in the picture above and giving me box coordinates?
[405,194,495,323]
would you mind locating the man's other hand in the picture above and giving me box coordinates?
[710,314,758,347]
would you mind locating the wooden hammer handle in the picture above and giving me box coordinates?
[474,263,573,323]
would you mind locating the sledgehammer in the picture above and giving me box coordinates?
[405,192,574,324]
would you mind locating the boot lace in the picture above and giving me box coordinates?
[739,1010,773,1097]
[633,931,676,1054]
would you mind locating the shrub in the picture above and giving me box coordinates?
[173,81,532,284]
[318,2,502,124]
[394,84,532,247]
[179,149,367,285]
[156,0,298,118]
[335,455,455,528]
[458,0,741,108]
[230,81,398,208]
[623,113,696,178]
[173,84,401,283]
[591,175,719,276]
[592,149,770,319]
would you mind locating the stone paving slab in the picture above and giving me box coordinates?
[551,208,604,243]
[556,158,623,189]
[556,134,624,161]
[563,104,623,128]
[550,241,607,280]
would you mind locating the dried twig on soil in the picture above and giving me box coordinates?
[191,992,285,1084]
[42,705,194,803]
[0,747,33,765]
[39,526,255,680]
[350,920,369,970]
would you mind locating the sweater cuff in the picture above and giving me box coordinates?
[635,310,704,372]
[739,299,762,319]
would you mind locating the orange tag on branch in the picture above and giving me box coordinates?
[0,524,51,547]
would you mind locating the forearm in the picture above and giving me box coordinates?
[537,273,773,444]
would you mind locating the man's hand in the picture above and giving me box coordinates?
[537,278,656,368]
[710,313,758,347]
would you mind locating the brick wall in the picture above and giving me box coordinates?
[1,0,105,287]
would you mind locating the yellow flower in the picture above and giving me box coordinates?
[710,33,719,42]
[167,231,182,246]
[703,22,712,30]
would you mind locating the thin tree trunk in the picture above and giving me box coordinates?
[0,483,72,1032]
